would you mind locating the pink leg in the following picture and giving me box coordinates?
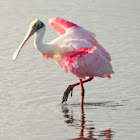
[62,77,93,103]
[69,77,93,88]
[79,79,85,107]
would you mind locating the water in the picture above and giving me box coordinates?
[1,0,140,139]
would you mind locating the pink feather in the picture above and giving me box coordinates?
[47,17,114,79]
[62,47,114,79]
[49,17,79,35]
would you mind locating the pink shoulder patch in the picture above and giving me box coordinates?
[49,17,79,35]
[64,48,94,62]
[62,48,95,72]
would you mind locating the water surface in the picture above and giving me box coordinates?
[0,0,140,139]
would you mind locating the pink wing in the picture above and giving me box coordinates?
[62,47,114,79]
[48,17,114,78]
[87,39,112,61]
[49,17,79,35]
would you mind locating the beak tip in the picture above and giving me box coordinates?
[12,53,17,61]
[12,57,15,61]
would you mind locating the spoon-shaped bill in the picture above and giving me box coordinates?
[12,27,33,61]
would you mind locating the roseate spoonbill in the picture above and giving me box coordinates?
[12,17,114,107]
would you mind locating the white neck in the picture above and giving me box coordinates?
[34,26,53,57]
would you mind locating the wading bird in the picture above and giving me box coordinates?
[12,17,114,107]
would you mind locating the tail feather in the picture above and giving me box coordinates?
[107,75,111,79]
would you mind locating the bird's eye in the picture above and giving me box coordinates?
[33,24,36,27]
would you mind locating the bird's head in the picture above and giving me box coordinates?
[12,19,44,61]
[30,19,45,35]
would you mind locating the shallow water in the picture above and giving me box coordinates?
[0,0,140,139]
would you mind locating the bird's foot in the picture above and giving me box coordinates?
[62,85,74,103]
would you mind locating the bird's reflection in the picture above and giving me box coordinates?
[62,105,113,140]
